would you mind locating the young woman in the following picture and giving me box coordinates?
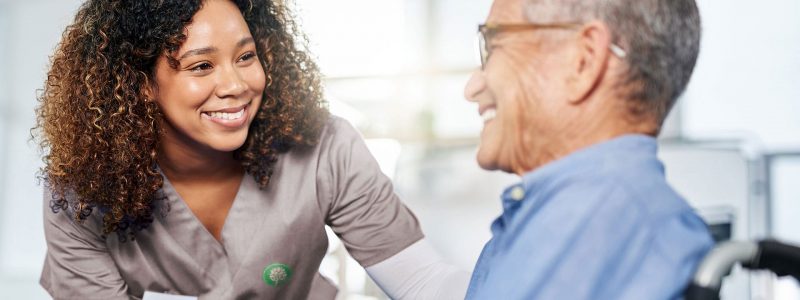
[35,0,467,299]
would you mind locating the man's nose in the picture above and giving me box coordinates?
[464,70,486,103]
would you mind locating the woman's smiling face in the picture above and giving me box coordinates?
[153,0,266,154]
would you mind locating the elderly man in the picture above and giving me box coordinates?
[463,0,713,299]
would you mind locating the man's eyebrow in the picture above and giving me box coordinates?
[179,46,218,60]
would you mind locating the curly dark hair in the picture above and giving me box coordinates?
[34,0,328,239]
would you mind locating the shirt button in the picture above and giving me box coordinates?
[510,186,526,201]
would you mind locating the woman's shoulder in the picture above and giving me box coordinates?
[270,114,367,187]
[279,114,367,176]
[41,183,106,239]
[315,115,364,149]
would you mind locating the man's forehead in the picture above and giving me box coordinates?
[487,0,528,23]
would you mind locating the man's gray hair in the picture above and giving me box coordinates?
[527,0,701,125]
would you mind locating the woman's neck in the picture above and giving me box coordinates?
[157,129,243,184]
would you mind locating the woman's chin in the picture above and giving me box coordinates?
[214,144,244,153]
[214,140,247,153]
[206,133,249,153]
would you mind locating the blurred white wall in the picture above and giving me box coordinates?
[0,0,799,299]
[0,1,83,298]
[683,0,800,148]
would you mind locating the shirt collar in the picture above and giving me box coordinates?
[503,134,658,202]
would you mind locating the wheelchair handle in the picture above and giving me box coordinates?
[685,239,800,300]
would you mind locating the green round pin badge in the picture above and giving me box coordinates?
[263,263,292,287]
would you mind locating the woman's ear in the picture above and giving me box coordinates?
[565,21,612,105]
[142,80,157,102]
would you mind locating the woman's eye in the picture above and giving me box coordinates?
[239,52,256,62]
[190,62,213,72]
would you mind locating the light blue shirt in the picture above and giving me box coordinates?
[466,135,714,300]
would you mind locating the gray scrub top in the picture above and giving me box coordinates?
[40,116,424,300]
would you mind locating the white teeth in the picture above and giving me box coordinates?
[481,108,496,123]
[207,108,245,120]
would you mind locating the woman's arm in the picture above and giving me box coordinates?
[317,117,470,299]
[40,187,131,300]
[366,239,470,300]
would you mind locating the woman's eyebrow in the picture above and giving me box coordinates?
[179,46,217,60]
[236,37,255,48]
[179,37,255,60]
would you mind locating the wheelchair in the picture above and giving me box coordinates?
[685,239,800,300]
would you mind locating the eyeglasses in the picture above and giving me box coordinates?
[477,23,628,70]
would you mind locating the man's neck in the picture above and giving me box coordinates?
[514,112,657,176]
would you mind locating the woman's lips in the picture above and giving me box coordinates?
[201,103,249,128]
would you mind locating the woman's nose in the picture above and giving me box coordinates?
[216,65,248,98]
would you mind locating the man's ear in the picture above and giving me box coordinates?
[565,21,612,104]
